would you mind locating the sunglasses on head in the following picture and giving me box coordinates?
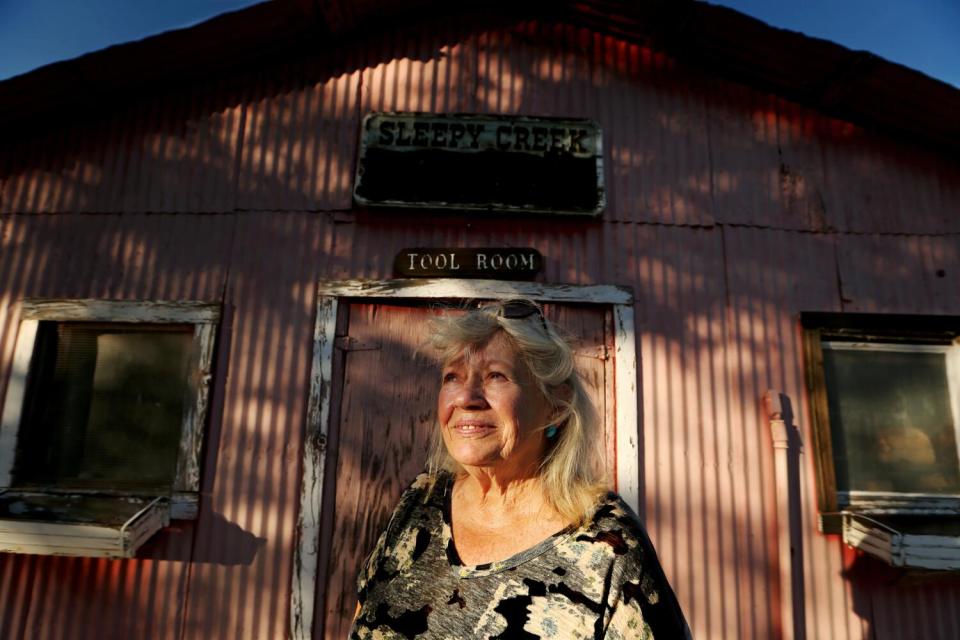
[479,300,550,332]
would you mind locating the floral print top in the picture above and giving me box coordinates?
[351,472,691,639]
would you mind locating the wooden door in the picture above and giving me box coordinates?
[316,301,614,638]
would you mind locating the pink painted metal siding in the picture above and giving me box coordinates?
[817,122,960,235]
[0,11,959,640]
[0,85,243,214]
[721,226,858,640]
[181,213,334,639]
[475,24,716,227]
[0,213,233,640]
[0,213,338,640]
[835,233,960,314]
[235,63,359,211]
[633,224,760,639]
[359,19,478,115]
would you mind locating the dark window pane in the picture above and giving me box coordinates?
[824,346,960,495]
[13,323,194,492]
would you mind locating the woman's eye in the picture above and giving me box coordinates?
[487,371,507,381]
[442,372,458,383]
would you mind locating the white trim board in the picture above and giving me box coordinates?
[315,278,633,305]
[0,319,39,487]
[22,299,220,323]
[290,296,338,640]
[291,279,641,640]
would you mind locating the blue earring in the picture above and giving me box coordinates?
[545,425,559,439]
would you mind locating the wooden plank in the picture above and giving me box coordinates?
[0,319,39,486]
[291,295,338,640]
[311,302,350,640]
[0,500,168,557]
[902,533,960,549]
[125,503,170,552]
[853,538,895,565]
[901,545,960,560]
[21,299,220,323]
[315,278,633,305]
[170,493,199,520]
[948,344,960,475]
[843,491,960,513]
[323,303,441,639]
[800,312,960,339]
[899,555,960,570]
[0,519,120,538]
[802,327,839,514]
[603,310,616,489]
[0,541,132,559]
[614,304,640,513]
[843,523,870,546]
[174,322,218,493]
[823,341,952,354]
[843,522,895,563]
[0,532,127,552]
[838,516,960,569]
[846,517,894,543]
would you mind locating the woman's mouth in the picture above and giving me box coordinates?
[452,422,495,437]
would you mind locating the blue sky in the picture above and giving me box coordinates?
[0,0,261,80]
[0,0,957,88]
[713,0,960,88]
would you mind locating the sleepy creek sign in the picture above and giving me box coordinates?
[394,248,543,279]
[354,113,604,215]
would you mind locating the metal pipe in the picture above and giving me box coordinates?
[764,389,795,640]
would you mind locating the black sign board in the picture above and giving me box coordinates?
[355,113,604,216]
[394,248,543,279]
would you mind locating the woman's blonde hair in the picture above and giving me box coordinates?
[426,300,606,525]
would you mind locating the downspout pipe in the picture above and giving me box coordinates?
[764,389,795,640]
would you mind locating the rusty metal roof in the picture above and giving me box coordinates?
[0,0,958,154]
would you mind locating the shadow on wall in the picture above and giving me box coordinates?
[139,511,266,566]
[844,551,960,640]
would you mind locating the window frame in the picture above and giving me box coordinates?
[801,312,960,534]
[0,299,219,554]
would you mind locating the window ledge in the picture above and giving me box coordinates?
[843,512,960,570]
[0,493,170,558]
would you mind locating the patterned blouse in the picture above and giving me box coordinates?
[351,472,691,639]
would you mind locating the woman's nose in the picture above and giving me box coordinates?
[455,375,488,408]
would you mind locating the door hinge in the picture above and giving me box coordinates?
[575,345,610,360]
[335,336,382,352]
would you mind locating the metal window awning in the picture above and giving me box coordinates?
[843,512,960,570]
[0,492,170,558]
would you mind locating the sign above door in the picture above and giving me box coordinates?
[354,113,604,216]
[394,247,543,279]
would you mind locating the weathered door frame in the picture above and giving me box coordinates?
[290,278,638,640]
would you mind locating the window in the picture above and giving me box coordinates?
[0,300,219,558]
[802,312,960,569]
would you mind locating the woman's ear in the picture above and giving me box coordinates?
[550,383,573,421]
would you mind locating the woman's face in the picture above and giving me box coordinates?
[438,332,554,477]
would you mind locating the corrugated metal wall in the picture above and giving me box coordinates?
[1,12,960,640]
[0,213,234,639]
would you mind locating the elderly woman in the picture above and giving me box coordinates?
[351,301,690,639]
